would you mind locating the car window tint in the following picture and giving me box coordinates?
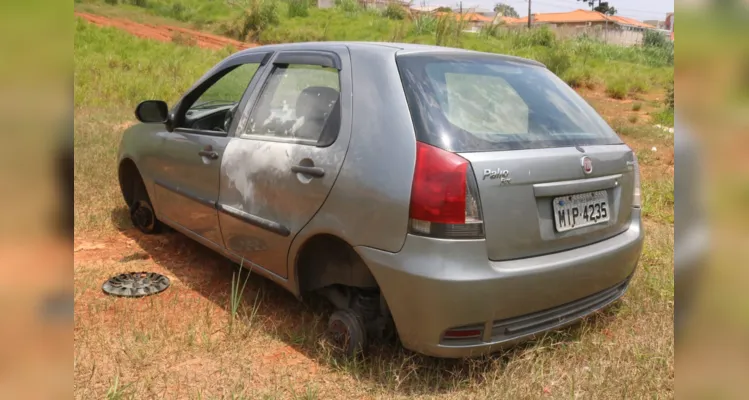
[245,64,340,143]
[191,63,260,109]
[396,54,622,152]
[439,71,529,135]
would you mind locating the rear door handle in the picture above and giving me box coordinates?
[291,165,325,178]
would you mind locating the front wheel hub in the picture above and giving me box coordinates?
[131,201,154,230]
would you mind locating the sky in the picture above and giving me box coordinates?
[432,0,674,22]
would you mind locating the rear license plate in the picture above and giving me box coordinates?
[553,190,610,232]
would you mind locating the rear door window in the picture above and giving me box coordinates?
[397,53,622,152]
[243,64,341,145]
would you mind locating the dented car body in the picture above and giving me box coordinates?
[118,42,644,358]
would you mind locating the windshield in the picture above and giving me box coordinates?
[395,53,622,152]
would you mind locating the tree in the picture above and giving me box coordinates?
[577,0,617,16]
[493,3,519,18]
[594,2,617,15]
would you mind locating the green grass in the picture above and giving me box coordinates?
[651,107,675,127]
[642,178,675,224]
[74,18,227,233]
[605,78,630,100]
[74,17,227,109]
[75,0,674,95]
[77,0,236,29]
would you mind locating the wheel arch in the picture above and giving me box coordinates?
[118,157,144,207]
[293,233,380,296]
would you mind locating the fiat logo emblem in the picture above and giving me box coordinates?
[581,156,593,175]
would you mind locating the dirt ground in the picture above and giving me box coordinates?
[74,12,255,51]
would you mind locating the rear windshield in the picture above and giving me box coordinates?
[395,53,622,152]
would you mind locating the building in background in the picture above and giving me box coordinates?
[507,9,657,46]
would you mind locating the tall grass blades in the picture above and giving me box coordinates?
[606,78,630,100]
[230,260,252,326]
[334,0,360,15]
[510,26,556,48]
[287,0,309,18]
[225,0,280,41]
[538,47,571,77]
[411,13,437,35]
[435,14,465,47]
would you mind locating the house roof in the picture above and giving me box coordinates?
[608,15,656,29]
[507,9,655,29]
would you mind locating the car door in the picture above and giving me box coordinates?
[217,47,352,278]
[151,52,270,247]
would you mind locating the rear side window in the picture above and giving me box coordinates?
[396,53,622,152]
[244,64,341,146]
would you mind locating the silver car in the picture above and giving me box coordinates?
[118,42,644,358]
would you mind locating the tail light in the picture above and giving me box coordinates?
[408,142,484,239]
[633,154,641,208]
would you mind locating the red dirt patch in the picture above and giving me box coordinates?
[75,12,256,51]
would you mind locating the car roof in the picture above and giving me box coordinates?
[232,41,545,68]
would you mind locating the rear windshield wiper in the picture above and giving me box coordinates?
[191,100,235,110]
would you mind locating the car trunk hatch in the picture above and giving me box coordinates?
[460,144,636,261]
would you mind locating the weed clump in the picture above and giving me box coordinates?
[287,0,309,18]
[411,14,437,35]
[225,0,280,42]
[539,47,571,77]
[335,0,360,14]
[382,3,407,20]
[606,79,630,99]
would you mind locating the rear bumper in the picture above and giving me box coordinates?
[355,208,644,358]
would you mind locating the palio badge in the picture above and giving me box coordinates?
[483,168,512,185]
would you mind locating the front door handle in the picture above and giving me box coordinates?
[291,165,325,178]
[198,146,219,160]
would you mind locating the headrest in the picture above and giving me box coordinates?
[295,86,340,122]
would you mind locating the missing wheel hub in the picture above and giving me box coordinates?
[102,272,170,298]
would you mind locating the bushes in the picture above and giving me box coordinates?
[538,47,571,77]
[511,26,555,48]
[224,0,279,41]
[629,78,651,94]
[335,0,360,14]
[642,30,674,66]
[606,79,630,99]
[287,0,309,18]
[382,3,407,20]
[665,80,674,109]
[562,68,598,89]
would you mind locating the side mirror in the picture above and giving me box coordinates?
[135,100,169,123]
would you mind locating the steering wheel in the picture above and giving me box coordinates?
[223,104,239,132]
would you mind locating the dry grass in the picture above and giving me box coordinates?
[74,223,673,399]
[74,17,674,400]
